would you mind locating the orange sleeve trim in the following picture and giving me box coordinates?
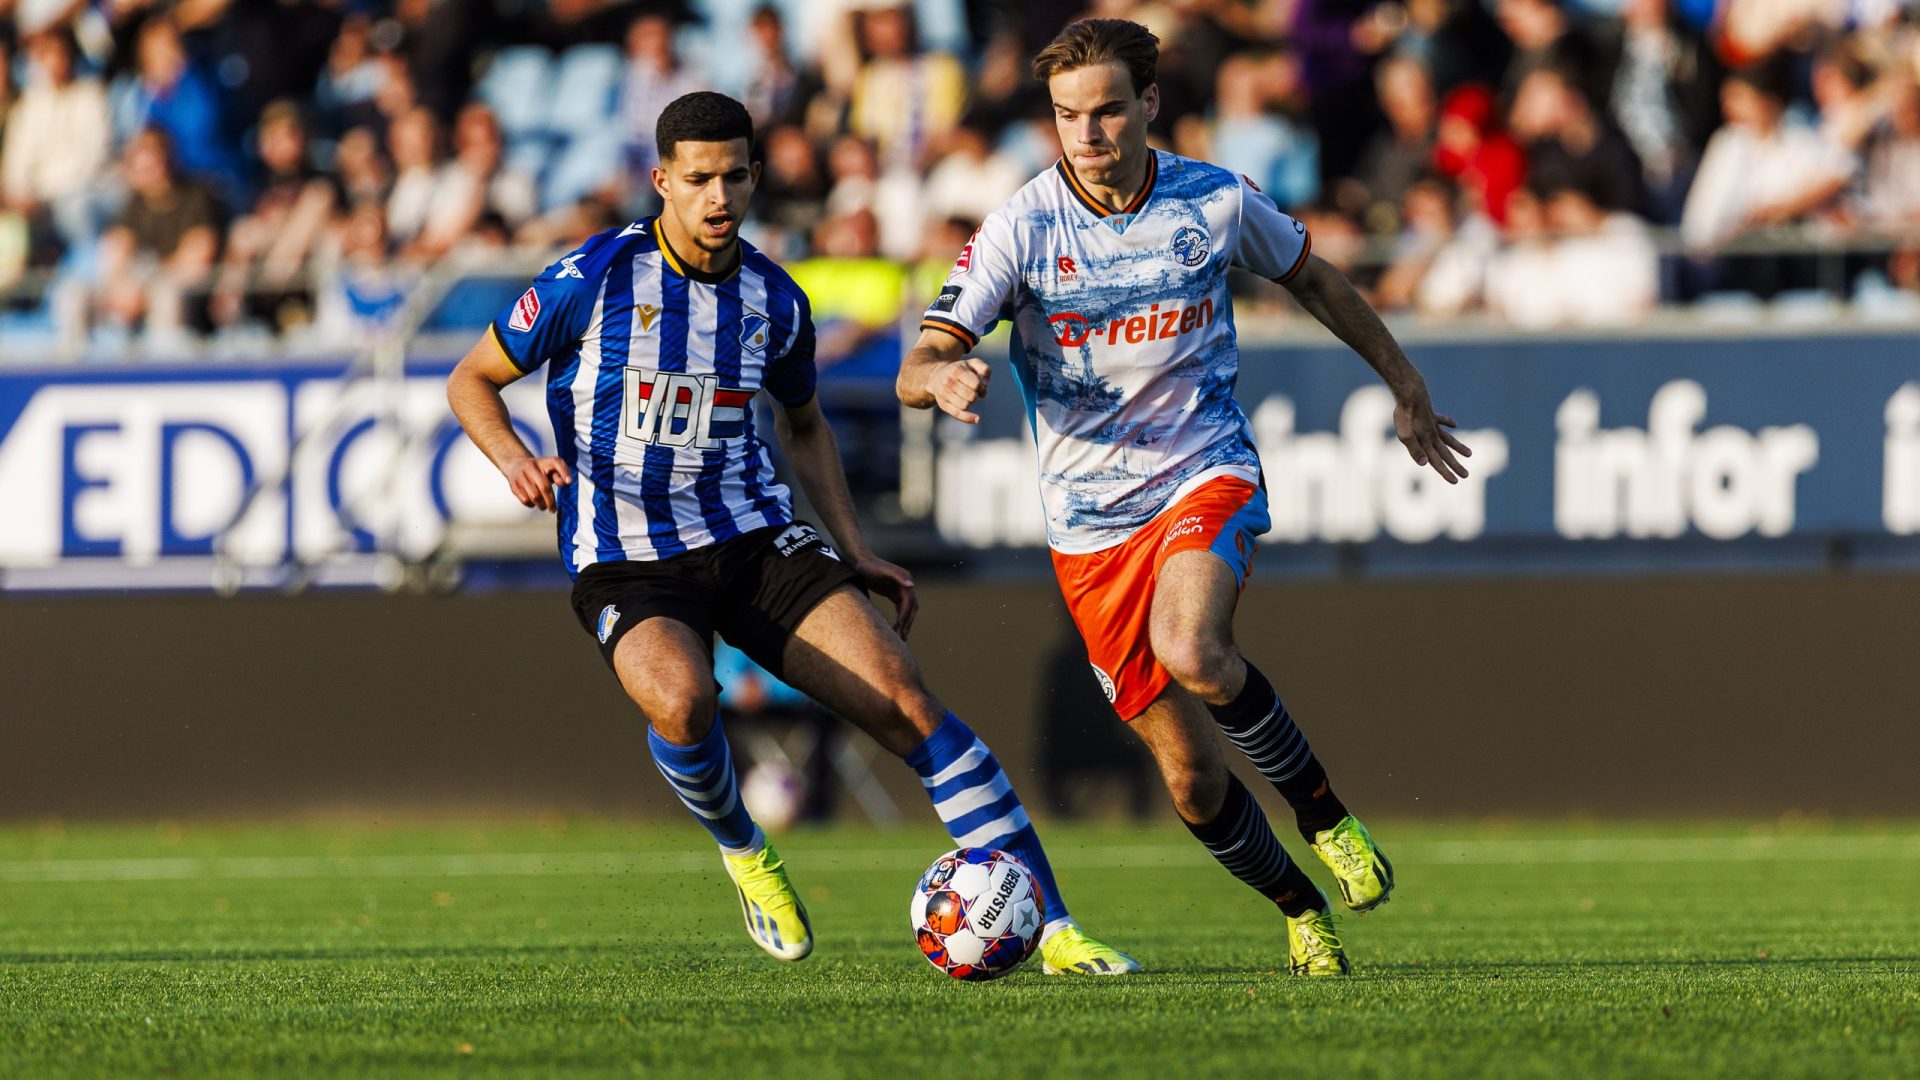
[920,318,978,349]
[1275,231,1313,285]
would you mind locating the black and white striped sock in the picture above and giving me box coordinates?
[1208,662,1349,841]
[1183,774,1320,918]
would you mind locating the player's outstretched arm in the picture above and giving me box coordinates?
[446,330,572,513]
[1281,254,1473,484]
[773,396,918,638]
[897,329,992,424]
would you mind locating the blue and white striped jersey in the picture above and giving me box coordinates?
[490,218,817,577]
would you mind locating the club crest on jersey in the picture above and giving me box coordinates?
[596,604,620,644]
[741,312,771,357]
[1171,226,1211,267]
[622,369,754,446]
[509,287,540,332]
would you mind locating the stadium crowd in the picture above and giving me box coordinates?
[3,0,1920,356]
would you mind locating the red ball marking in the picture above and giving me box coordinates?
[923,889,966,935]
[917,928,949,965]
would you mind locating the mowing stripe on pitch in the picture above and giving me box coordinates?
[3,834,1919,883]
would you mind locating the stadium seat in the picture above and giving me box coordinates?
[478,47,554,139]
[545,45,623,138]
[541,132,625,212]
[1770,289,1845,326]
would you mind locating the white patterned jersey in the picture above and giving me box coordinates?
[920,150,1311,554]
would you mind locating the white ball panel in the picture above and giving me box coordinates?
[942,928,985,966]
[947,862,990,900]
[910,888,931,931]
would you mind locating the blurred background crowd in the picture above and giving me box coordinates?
[4,0,1920,358]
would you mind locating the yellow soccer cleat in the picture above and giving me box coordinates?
[721,841,813,962]
[1309,815,1396,914]
[1039,924,1142,976]
[1287,892,1352,977]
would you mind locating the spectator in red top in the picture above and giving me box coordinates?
[1433,83,1527,223]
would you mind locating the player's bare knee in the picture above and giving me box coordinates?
[638,687,718,745]
[1157,636,1240,703]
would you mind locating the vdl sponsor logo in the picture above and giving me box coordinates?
[621,369,755,447]
[1554,380,1818,540]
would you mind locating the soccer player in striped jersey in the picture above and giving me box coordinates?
[898,20,1474,976]
[446,92,1135,974]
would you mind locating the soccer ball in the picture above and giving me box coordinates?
[909,848,1045,980]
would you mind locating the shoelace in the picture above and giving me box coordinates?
[1294,913,1345,954]
[1321,834,1371,875]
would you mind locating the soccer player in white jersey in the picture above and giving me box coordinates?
[898,21,1473,976]
[447,92,1136,975]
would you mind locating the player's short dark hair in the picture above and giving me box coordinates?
[1032,19,1159,97]
[656,92,754,161]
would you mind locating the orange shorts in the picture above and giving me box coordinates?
[1051,475,1270,721]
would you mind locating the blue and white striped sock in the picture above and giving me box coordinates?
[907,714,1072,932]
[647,718,764,857]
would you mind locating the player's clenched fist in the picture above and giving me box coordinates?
[931,358,992,424]
[505,455,573,512]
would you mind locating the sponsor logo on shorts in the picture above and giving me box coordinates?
[932,285,963,313]
[1162,514,1208,551]
[773,522,821,557]
[1171,225,1211,267]
[596,604,620,644]
[509,287,541,332]
[1089,662,1116,703]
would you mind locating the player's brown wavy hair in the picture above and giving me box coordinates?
[1031,19,1159,96]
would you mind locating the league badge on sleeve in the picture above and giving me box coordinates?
[1170,226,1211,268]
[932,285,963,313]
[509,287,541,332]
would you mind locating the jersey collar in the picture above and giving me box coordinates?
[653,218,743,284]
[1056,151,1157,222]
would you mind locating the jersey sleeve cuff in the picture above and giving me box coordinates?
[487,323,533,375]
[920,315,979,350]
[1274,231,1313,285]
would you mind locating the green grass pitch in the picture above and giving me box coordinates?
[3,818,1917,1078]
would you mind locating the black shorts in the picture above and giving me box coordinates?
[569,521,860,680]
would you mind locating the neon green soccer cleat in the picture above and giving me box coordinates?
[720,841,813,962]
[1040,925,1142,976]
[1309,815,1396,914]
[1287,891,1351,977]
